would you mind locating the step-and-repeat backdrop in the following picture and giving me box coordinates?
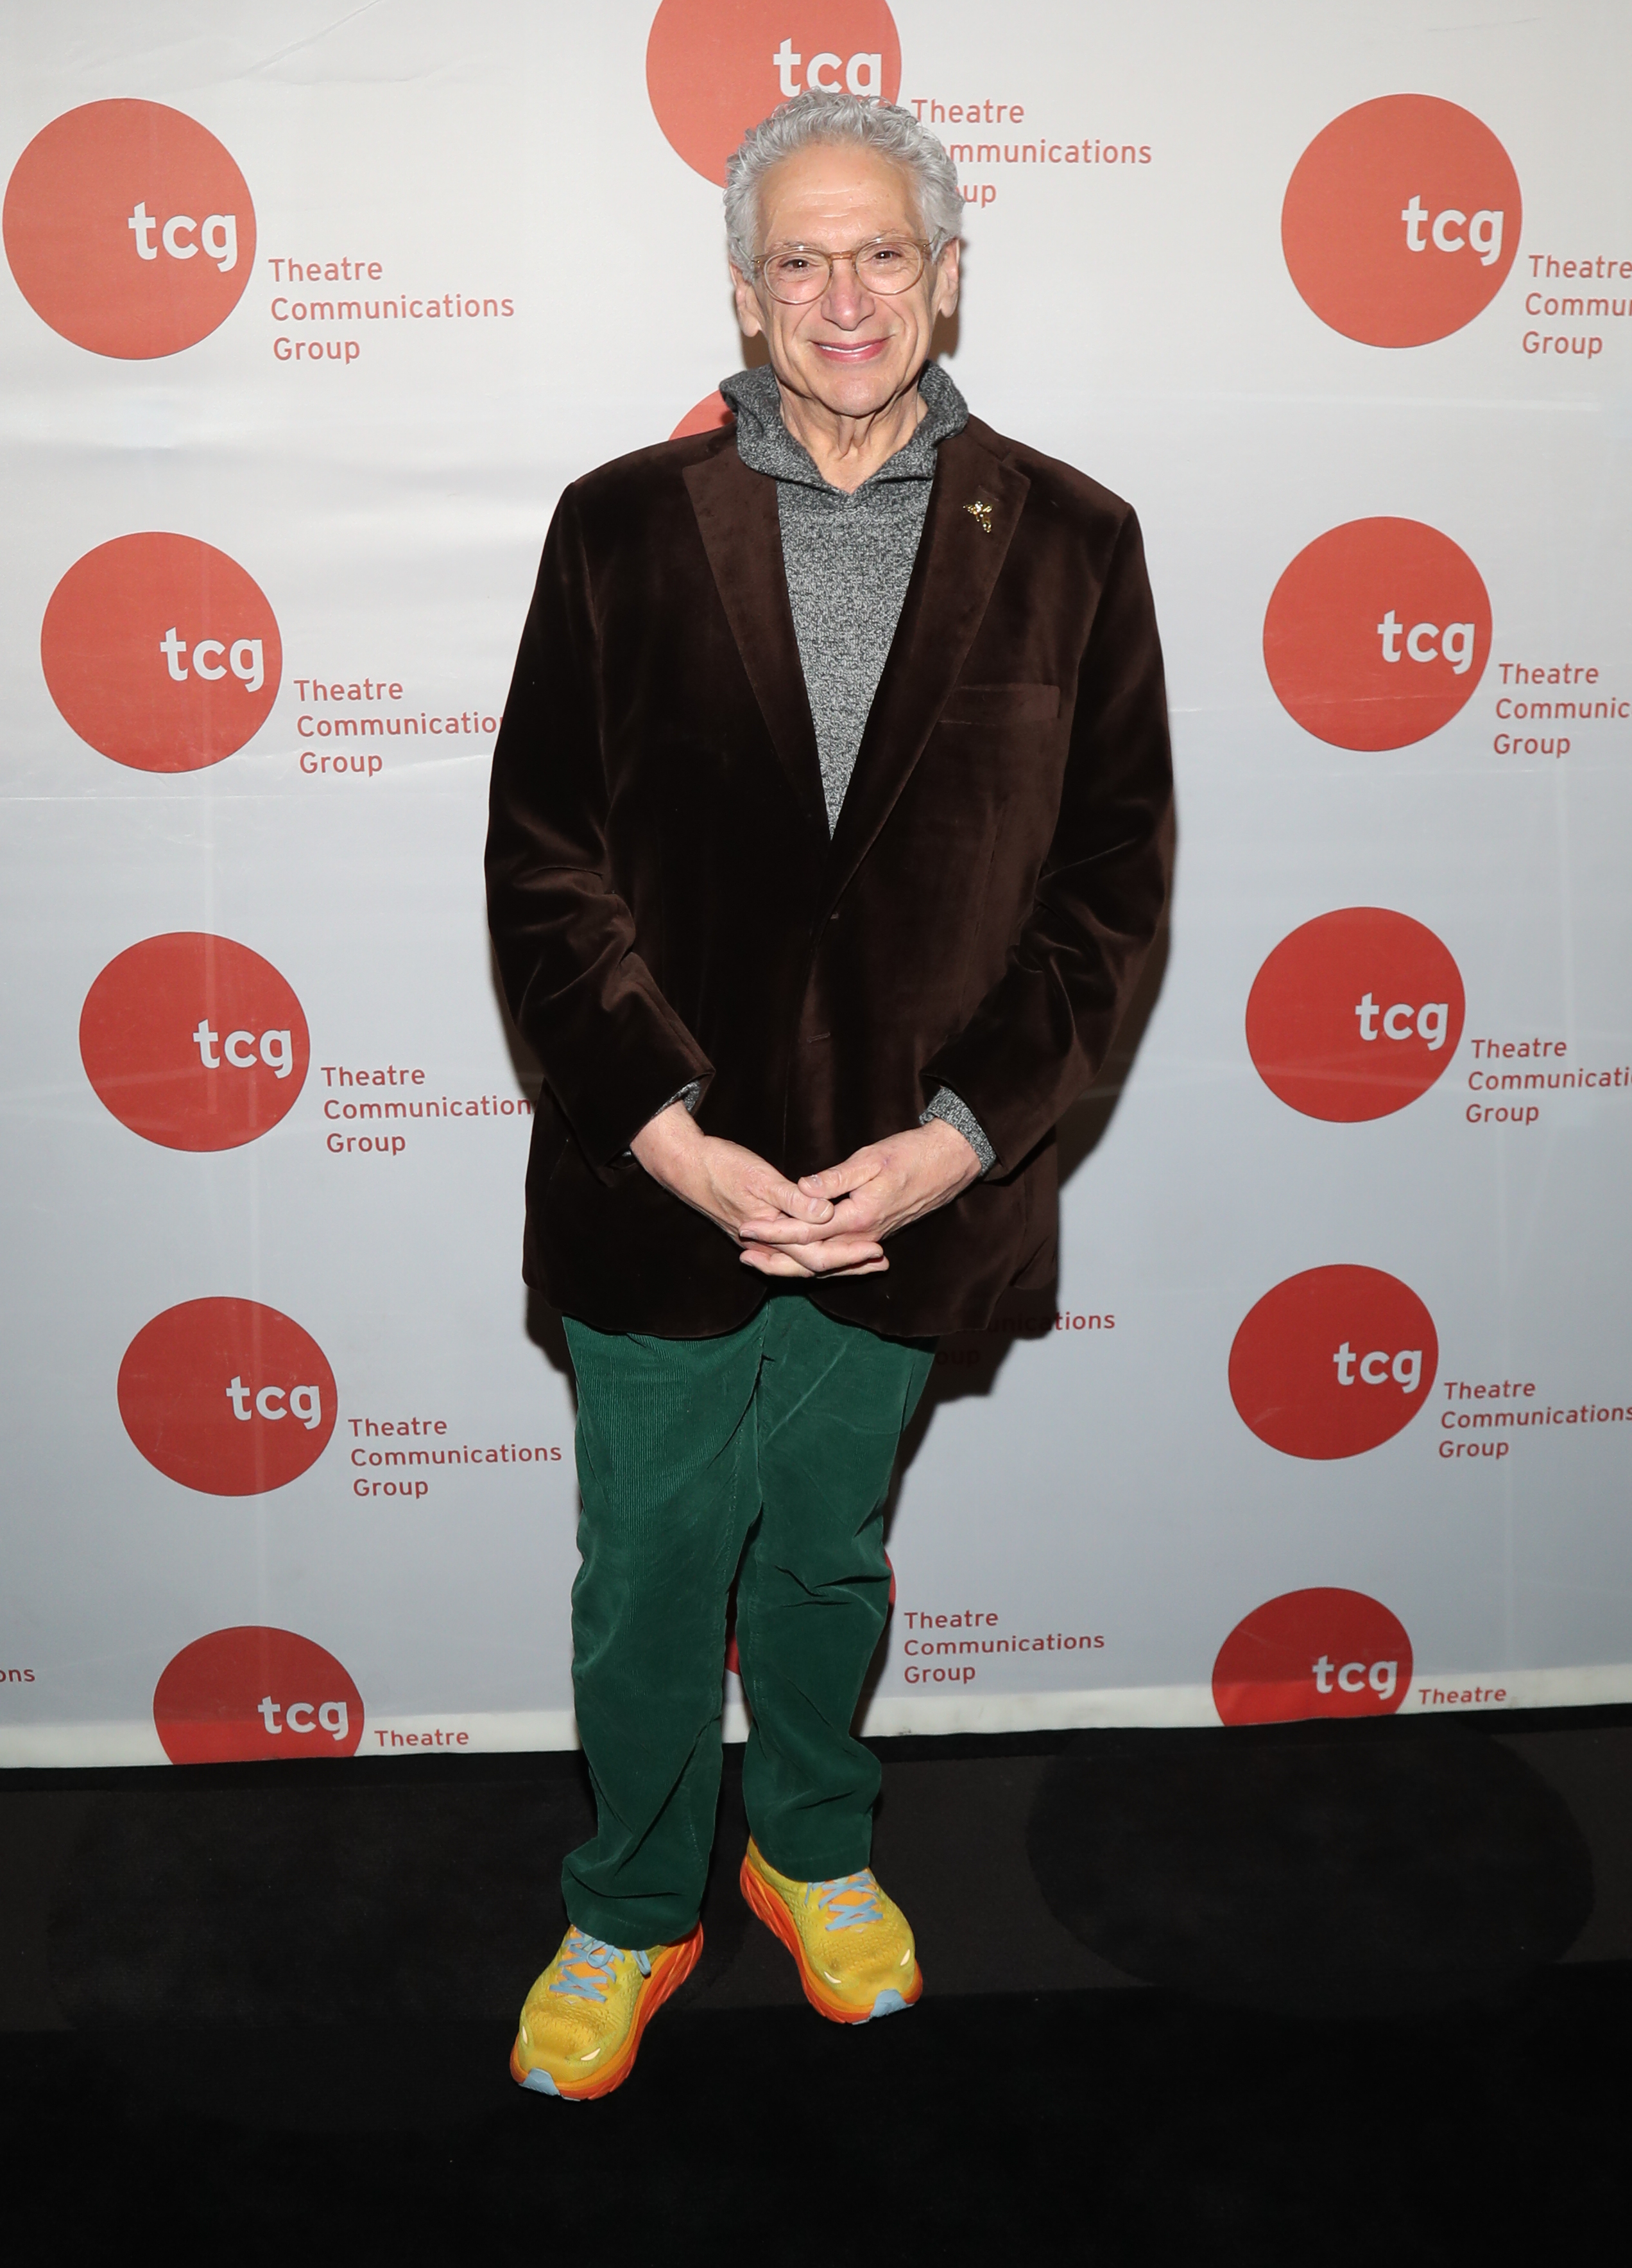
[4,1,1629,1766]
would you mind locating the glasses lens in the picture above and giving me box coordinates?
[759,241,927,302]
[761,252,829,303]
[855,240,924,293]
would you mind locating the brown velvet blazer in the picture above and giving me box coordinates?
[485,409,1173,1339]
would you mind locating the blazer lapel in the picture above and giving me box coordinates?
[819,424,1031,917]
[683,440,829,837]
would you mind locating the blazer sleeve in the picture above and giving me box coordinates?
[485,485,714,1170]
[918,507,1174,1173]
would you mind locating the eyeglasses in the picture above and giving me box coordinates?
[752,236,932,304]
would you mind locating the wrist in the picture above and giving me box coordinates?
[918,1114,981,1185]
[630,1097,702,1179]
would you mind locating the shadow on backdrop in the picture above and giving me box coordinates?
[856,913,1171,1724]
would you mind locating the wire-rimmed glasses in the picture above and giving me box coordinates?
[752,236,932,304]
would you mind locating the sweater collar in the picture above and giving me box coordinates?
[719,359,968,492]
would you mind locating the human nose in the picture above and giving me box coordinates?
[819,251,873,325]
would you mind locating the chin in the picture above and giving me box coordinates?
[803,359,906,411]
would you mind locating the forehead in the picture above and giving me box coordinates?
[755,144,920,245]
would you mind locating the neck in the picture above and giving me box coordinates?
[773,367,927,494]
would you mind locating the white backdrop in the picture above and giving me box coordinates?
[4,0,1630,1767]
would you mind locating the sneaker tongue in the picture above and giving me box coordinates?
[571,1929,637,1962]
[818,1873,884,1928]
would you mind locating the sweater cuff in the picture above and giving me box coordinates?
[920,1086,997,1175]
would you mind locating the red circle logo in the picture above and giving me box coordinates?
[4,100,255,359]
[1230,1266,1438,1460]
[1282,94,1520,347]
[1264,517,1490,750]
[671,390,734,440]
[119,1299,337,1496]
[42,533,281,774]
[1246,908,1465,1122]
[646,1,902,187]
[153,1627,363,1764]
[80,933,309,1152]
[1213,1589,1413,1726]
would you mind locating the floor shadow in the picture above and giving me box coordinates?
[10,1968,1632,2237]
[1027,1720,1595,2021]
[43,1747,753,2131]
[47,1763,597,2038]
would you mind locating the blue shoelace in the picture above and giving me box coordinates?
[547,1928,650,2001]
[813,1871,884,1930]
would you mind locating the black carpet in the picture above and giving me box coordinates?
[6,1715,1632,2258]
[6,1975,1630,2262]
[1030,1721,1595,2018]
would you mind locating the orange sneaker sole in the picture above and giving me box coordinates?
[739,1856,922,2025]
[509,1921,704,2102]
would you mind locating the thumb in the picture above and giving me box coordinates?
[762,1172,835,1222]
[799,1150,881,1200]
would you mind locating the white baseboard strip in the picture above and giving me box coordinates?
[5,1664,1632,1769]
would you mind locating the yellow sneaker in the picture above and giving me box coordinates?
[510,1921,703,2101]
[739,1839,922,2024]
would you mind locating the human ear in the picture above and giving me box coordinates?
[730,266,765,338]
[934,241,961,319]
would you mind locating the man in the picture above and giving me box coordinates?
[486,91,1172,2101]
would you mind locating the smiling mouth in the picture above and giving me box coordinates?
[812,338,889,361]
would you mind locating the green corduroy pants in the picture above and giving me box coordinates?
[560,1293,935,1948]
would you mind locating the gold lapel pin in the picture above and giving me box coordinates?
[964,499,994,535]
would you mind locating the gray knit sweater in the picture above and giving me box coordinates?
[717,360,996,1176]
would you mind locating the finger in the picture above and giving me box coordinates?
[737,1211,857,1246]
[823,1193,887,1235]
[744,1236,882,1273]
[735,1211,796,1242]
[797,1152,883,1200]
[724,1152,834,1222]
[739,1241,888,1279]
[759,1174,836,1222]
[786,1238,886,1273]
[739,1245,821,1277]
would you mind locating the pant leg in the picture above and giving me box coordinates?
[735,1295,935,1883]
[560,1309,767,1946]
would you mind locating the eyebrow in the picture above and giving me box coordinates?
[762,233,916,252]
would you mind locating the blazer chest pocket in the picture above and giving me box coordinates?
[938,682,1061,727]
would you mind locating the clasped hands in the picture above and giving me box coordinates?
[628,1098,982,1278]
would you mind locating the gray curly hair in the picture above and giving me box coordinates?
[725,92,964,277]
